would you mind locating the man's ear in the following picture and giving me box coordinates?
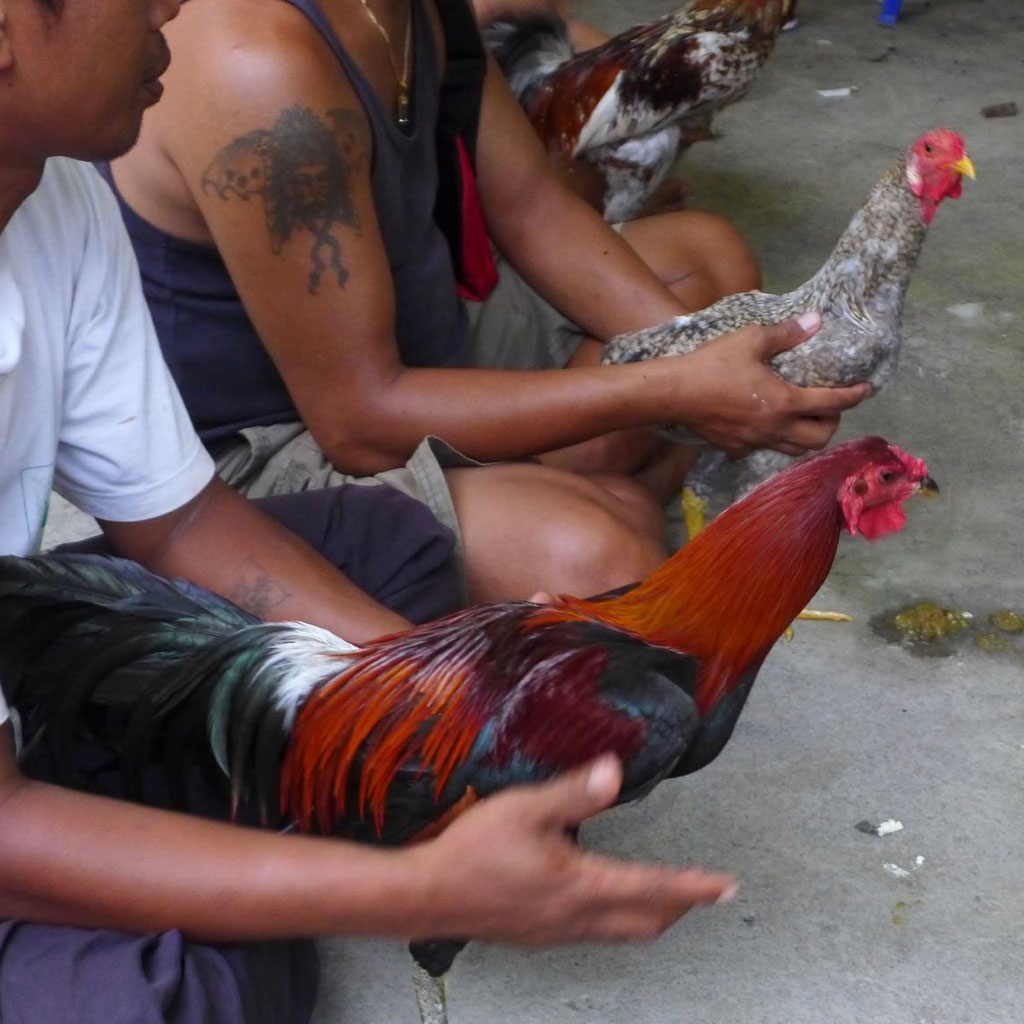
[0,4,13,73]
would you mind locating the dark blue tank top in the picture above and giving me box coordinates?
[99,0,469,443]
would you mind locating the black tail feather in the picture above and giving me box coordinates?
[0,554,296,819]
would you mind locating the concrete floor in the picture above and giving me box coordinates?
[308,2,1024,1022]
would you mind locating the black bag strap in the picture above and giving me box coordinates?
[433,0,487,160]
[432,0,488,277]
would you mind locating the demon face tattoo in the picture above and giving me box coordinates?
[201,106,366,294]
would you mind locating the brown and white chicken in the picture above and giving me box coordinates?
[602,128,974,521]
[487,0,796,221]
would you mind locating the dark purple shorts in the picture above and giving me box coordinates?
[255,480,460,624]
[0,922,317,1024]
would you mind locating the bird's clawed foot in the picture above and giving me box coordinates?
[412,962,449,1024]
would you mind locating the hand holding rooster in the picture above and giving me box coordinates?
[406,755,736,946]
[542,312,870,490]
[0,725,732,956]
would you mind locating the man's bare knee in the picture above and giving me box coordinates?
[622,209,761,307]
[534,501,665,597]
[579,472,665,541]
[445,465,665,601]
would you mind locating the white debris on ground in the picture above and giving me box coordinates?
[946,301,985,322]
[883,863,911,878]
[855,818,904,836]
[876,819,904,837]
[883,857,925,878]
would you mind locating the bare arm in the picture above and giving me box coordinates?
[99,476,409,643]
[0,722,429,941]
[114,0,866,476]
[0,723,735,944]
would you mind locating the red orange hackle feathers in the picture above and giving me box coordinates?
[280,607,647,834]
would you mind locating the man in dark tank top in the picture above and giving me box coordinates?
[104,0,868,609]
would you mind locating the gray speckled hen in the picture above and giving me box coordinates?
[602,128,974,508]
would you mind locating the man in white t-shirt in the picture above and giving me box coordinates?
[0,0,736,1020]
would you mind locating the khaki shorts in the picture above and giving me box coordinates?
[462,256,586,371]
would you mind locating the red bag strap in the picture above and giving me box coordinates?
[433,0,498,301]
[453,136,498,301]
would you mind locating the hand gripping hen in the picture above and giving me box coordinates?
[0,437,935,1024]
[603,128,973,532]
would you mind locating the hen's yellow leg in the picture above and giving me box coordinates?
[682,486,707,543]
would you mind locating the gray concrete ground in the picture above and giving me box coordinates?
[40,2,1023,1021]
[309,2,1024,1022]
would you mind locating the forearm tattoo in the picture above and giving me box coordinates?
[201,106,367,294]
[227,558,292,619]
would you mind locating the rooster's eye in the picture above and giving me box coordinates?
[924,143,933,154]
[879,470,897,484]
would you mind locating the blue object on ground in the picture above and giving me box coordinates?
[879,0,902,25]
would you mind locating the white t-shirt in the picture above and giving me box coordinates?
[0,159,215,729]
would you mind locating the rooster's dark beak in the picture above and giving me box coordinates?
[917,476,940,498]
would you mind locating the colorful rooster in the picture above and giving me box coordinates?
[0,437,935,1024]
[487,0,796,220]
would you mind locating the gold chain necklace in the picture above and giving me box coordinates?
[357,0,412,127]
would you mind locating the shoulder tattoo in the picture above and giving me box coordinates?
[201,107,368,294]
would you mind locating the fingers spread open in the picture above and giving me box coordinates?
[559,857,739,942]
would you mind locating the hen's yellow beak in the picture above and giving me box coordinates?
[917,475,940,498]
[945,154,976,180]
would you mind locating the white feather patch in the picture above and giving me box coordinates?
[262,622,361,724]
[575,71,626,155]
